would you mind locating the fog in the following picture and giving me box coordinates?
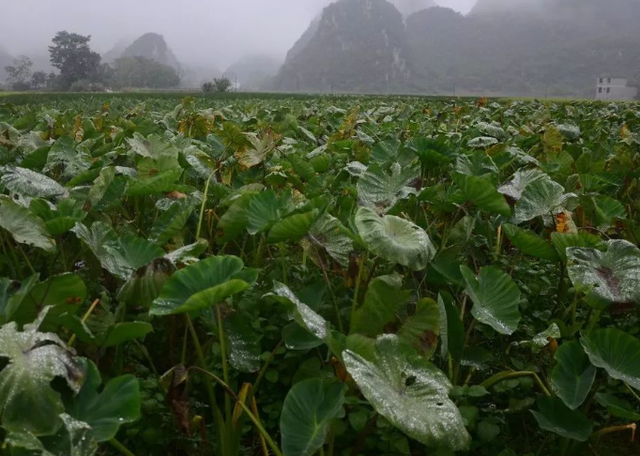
[0,0,476,69]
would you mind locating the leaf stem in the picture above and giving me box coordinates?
[216,304,232,425]
[185,314,220,423]
[318,254,344,333]
[350,251,367,330]
[68,298,100,347]
[109,438,138,456]
[625,383,640,405]
[480,370,552,397]
[196,170,216,240]
[17,243,36,276]
[190,366,284,456]
[592,423,636,441]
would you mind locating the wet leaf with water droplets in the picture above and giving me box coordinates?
[343,334,470,451]
[0,310,83,436]
[355,207,435,271]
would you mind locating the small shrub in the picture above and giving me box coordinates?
[202,77,232,93]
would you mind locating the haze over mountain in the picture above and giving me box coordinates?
[274,0,411,93]
[1,0,637,98]
[119,33,181,70]
[272,0,640,97]
[224,55,282,90]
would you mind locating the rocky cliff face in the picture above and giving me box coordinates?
[274,0,640,97]
[273,0,411,93]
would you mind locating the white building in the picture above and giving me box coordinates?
[596,77,638,101]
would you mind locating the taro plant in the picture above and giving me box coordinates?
[0,93,639,456]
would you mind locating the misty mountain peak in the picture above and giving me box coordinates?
[120,32,181,69]
[390,0,437,18]
[274,0,411,92]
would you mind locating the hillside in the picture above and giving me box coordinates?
[407,1,640,97]
[273,0,411,93]
[274,0,640,97]
[119,33,181,70]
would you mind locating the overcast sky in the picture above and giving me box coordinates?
[0,0,477,69]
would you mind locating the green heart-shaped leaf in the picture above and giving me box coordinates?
[343,334,470,451]
[280,379,346,456]
[460,265,521,335]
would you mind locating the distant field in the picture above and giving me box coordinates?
[0,93,639,456]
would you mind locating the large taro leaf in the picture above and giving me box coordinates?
[550,341,596,410]
[592,196,626,229]
[356,162,419,213]
[595,393,640,421]
[0,310,84,436]
[551,231,606,263]
[343,334,470,451]
[460,265,521,335]
[235,133,277,168]
[467,136,498,149]
[0,166,67,199]
[0,275,38,325]
[150,256,253,316]
[14,273,87,328]
[149,198,195,246]
[126,133,179,159]
[0,197,56,252]
[503,223,559,262]
[351,274,407,337]
[267,209,319,244]
[580,328,640,390]
[566,240,640,305]
[355,207,435,271]
[531,396,592,442]
[7,414,98,456]
[45,137,91,181]
[73,222,165,281]
[126,168,182,196]
[305,213,353,267]
[223,311,261,373]
[100,322,153,348]
[437,294,464,362]
[453,173,511,217]
[512,178,577,224]
[30,198,86,236]
[280,379,346,456]
[498,169,548,201]
[398,298,440,360]
[216,193,255,244]
[65,359,140,442]
[247,190,292,235]
[267,282,344,358]
[164,239,208,266]
[117,257,177,308]
[455,153,498,178]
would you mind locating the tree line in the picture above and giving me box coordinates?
[3,31,186,92]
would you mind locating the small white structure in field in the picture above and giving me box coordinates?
[595,77,638,100]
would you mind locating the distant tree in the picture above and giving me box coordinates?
[46,72,58,90]
[30,71,47,90]
[49,31,101,89]
[202,77,232,93]
[4,56,33,89]
[108,56,181,89]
